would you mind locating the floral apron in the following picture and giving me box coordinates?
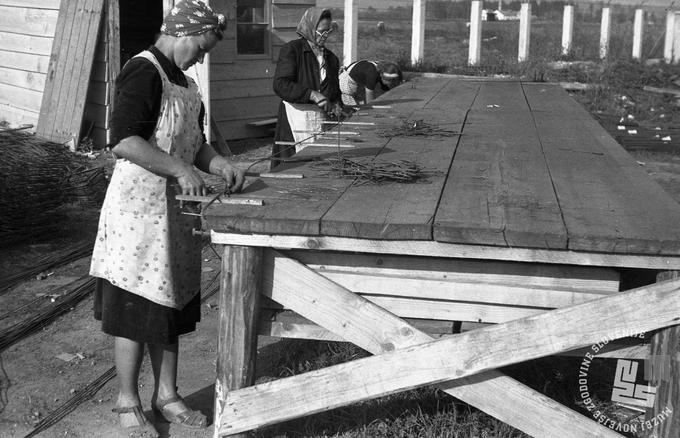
[90,50,203,310]
[339,61,378,106]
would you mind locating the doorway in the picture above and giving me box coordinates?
[119,0,164,65]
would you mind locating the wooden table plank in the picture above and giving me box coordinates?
[202,175,351,235]
[207,78,454,237]
[470,80,528,113]
[530,108,680,254]
[320,80,479,240]
[205,78,450,236]
[521,82,585,114]
[434,82,567,248]
[207,78,680,256]
[524,83,680,254]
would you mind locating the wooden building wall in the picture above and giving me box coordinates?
[0,0,317,144]
[0,0,61,128]
[210,0,315,140]
[83,22,110,147]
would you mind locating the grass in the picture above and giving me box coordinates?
[251,341,648,438]
[320,10,680,129]
[254,341,529,438]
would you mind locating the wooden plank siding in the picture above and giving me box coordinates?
[0,32,53,56]
[0,0,60,127]
[0,50,50,73]
[83,17,109,147]
[37,0,105,147]
[1,0,61,8]
[0,5,59,36]
[1,0,325,143]
[210,0,313,140]
[0,67,45,91]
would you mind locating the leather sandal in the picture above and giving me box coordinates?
[152,395,208,429]
[112,405,159,438]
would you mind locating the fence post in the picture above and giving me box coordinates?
[632,8,644,60]
[411,0,426,66]
[562,4,574,56]
[518,1,532,62]
[664,10,676,63]
[343,0,358,66]
[469,0,483,65]
[600,6,611,59]
[674,12,680,63]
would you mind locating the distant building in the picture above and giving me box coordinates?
[482,9,521,21]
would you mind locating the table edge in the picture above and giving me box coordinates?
[209,231,680,270]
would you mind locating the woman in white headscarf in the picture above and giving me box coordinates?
[272,7,342,168]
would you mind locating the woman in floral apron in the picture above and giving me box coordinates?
[89,2,241,436]
[339,60,403,106]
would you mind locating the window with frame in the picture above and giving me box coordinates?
[236,0,270,56]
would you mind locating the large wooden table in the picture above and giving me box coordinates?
[204,78,680,437]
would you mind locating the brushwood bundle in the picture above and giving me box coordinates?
[0,126,108,245]
[378,119,460,138]
[313,157,440,184]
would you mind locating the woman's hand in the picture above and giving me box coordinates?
[310,90,331,113]
[176,164,208,196]
[328,102,344,119]
[112,136,208,196]
[194,143,245,193]
[209,157,245,193]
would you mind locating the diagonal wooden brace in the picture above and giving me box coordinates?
[216,250,680,436]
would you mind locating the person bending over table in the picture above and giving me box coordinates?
[339,60,403,106]
[89,1,244,437]
[272,7,342,168]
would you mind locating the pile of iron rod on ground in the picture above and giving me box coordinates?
[0,126,107,245]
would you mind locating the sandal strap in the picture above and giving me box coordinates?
[153,394,208,428]
[112,405,148,426]
[155,395,183,411]
[177,410,207,426]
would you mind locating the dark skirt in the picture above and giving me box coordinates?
[93,277,200,344]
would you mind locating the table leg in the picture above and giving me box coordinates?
[214,245,263,438]
[644,271,680,437]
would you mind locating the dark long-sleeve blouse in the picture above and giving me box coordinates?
[109,45,205,147]
[273,37,341,105]
[271,38,341,166]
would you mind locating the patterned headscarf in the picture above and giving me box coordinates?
[161,0,226,37]
[296,7,331,47]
